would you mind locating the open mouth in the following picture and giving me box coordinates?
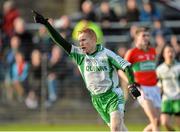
[81,47,86,51]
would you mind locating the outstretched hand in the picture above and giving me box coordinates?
[32,10,48,24]
[128,83,141,99]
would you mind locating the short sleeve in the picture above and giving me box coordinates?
[69,45,85,65]
[107,49,131,70]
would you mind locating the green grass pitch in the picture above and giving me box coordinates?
[0,123,145,131]
[0,123,179,131]
[0,124,144,131]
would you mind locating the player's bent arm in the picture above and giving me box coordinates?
[44,22,72,54]
[118,70,128,83]
[106,47,141,98]
[106,49,134,84]
[124,66,134,85]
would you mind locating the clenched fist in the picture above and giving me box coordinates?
[32,10,48,24]
[128,83,141,99]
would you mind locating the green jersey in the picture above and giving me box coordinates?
[43,22,134,95]
[70,44,131,95]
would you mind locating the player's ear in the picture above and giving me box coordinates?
[92,34,97,43]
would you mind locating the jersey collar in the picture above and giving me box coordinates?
[88,44,104,56]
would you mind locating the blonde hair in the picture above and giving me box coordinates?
[78,28,97,41]
[135,26,149,36]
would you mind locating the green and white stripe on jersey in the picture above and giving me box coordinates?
[69,44,131,95]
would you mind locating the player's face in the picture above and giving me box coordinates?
[136,31,150,50]
[163,46,175,62]
[78,32,96,54]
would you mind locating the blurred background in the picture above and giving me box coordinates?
[0,0,180,131]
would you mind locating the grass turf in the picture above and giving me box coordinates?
[0,123,145,131]
[0,123,179,131]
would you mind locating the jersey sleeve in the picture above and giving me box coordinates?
[69,45,85,65]
[107,49,131,70]
[44,22,72,54]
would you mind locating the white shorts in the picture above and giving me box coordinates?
[137,85,161,108]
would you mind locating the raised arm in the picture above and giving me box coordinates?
[32,10,71,54]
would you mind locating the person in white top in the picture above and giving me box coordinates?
[156,44,180,131]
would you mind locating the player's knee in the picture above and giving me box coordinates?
[153,117,160,126]
[110,117,123,131]
[111,124,120,131]
[110,111,124,131]
[161,119,168,127]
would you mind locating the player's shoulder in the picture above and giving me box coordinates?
[71,45,84,54]
[125,47,137,56]
[173,61,180,70]
[156,63,164,70]
[104,48,124,60]
[174,61,180,66]
[104,48,116,56]
[156,63,166,71]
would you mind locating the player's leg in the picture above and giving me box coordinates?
[109,88,127,131]
[138,86,161,131]
[91,88,126,131]
[143,124,152,131]
[161,100,175,131]
[161,113,174,131]
[174,99,180,130]
[175,115,180,130]
[110,110,121,131]
[142,99,160,131]
[122,122,128,131]
[110,110,127,131]
[91,96,110,125]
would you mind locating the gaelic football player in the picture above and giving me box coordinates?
[32,10,140,131]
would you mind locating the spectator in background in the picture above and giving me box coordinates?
[124,0,139,22]
[13,17,34,61]
[3,35,22,102]
[33,25,52,53]
[11,52,29,102]
[127,24,138,47]
[46,45,67,107]
[0,12,3,30]
[98,1,119,28]
[152,19,172,40]
[170,35,180,61]
[117,46,128,58]
[25,49,42,109]
[156,44,180,131]
[0,13,3,52]
[54,15,72,42]
[4,35,22,67]
[155,34,166,58]
[140,1,162,22]
[80,0,97,22]
[2,0,20,38]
